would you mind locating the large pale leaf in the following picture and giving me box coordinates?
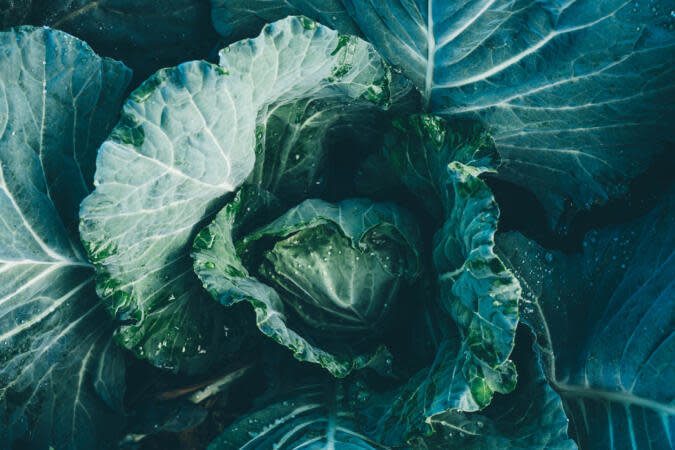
[496,188,674,449]
[0,26,131,448]
[80,16,404,373]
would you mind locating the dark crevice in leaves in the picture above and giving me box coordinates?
[4,0,219,88]
[490,144,675,254]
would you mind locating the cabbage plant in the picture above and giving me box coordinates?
[0,2,672,449]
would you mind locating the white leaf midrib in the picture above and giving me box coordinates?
[423,0,435,107]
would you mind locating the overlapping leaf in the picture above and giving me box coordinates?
[496,188,675,449]
[194,196,421,377]
[208,378,388,449]
[419,329,577,450]
[80,16,405,373]
[364,115,521,443]
[0,26,131,448]
[212,0,675,223]
[345,0,675,222]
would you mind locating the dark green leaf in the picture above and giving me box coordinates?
[496,188,675,449]
[418,329,577,450]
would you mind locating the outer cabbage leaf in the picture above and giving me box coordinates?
[374,341,517,444]
[496,188,675,449]
[208,377,389,449]
[359,115,520,443]
[224,0,675,222]
[79,16,407,373]
[4,0,218,84]
[193,197,421,377]
[0,26,131,448]
[417,329,577,450]
[347,0,675,221]
[211,0,361,43]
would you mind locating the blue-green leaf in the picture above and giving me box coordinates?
[366,115,520,443]
[496,188,675,449]
[208,378,388,449]
[0,26,131,449]
[345,0,675,221]
[419,330,577,450]
[219,1,675,223]
[80,16,406,373]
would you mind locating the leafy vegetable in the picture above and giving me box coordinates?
[322,114,521,444]
[79,16,405,373]
[2,4,672,449]
[496,187,674,449]
[212,0,675,223]
[248,199,422,335]
[209,329,574,450]
[194,196,421,376]
[0,26,131,448]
